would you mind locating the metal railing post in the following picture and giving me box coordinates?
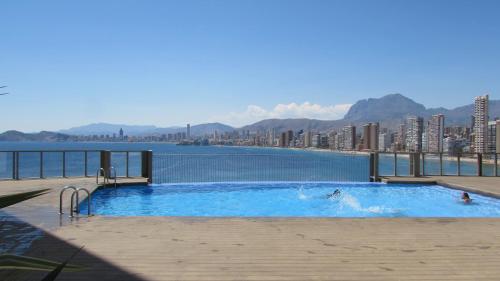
[369,153,375,182]
[84,151,88,177]
[100,150,111,179]
[12,151,16,180]
[126,151,129,178]
[141,150,153,183]
[495,153,498,177]
[477,153,483,176]
[62,151,66,178]
[439,153,443,176]
[40,152,44,178]
[410,153,421,177]
[15,152,19,180]
[409,153,413,176]
[422,153,425,176]
[394,153,397,176]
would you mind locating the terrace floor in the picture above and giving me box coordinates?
[1,177,500,280]
[382,176,500,198]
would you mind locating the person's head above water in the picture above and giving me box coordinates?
[461,192,471,203]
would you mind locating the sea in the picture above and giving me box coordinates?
[0,142,494,183]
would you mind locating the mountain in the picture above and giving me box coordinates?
[240,118,344,133]
[240,94,500,132]
[343,93,427,122]
[5,94,499,138]
[149,123,234,136]
[0,130,73,142]
[59,123,161,136]
[189,123,234,136]
[59,122,234,137]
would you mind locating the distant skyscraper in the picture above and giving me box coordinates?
[395,123,406,151]
[304,131,312,148]
[342,125,356,151]
[186,124,191,139]
[285,130,294,147]
[334,133,344,150]
[328,131,337,149]
[267,129,275,146]
[405,116,424,152]
[378,133,390,152]
[362,122,379,151]
[427,114,445,153]
[487,120,499,153]
[279,132,287,147]
[311,134,320,148]
[474,95,489,153]
[119,128,124,140]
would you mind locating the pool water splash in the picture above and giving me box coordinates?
[337,193,404,215]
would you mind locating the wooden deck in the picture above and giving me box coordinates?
[382,176,500,198]
[2,177,500,280]
[11,217,500,281]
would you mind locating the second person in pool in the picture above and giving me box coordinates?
[327,189,341,199]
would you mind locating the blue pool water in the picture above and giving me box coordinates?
[81,182,500,217]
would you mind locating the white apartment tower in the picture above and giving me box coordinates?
[427,114,445,153]
[474,95,489,153]
[342,125,356,151]
[406,116,424,152]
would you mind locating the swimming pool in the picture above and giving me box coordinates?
[80,182,500,217]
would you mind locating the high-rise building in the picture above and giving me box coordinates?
[422,131,428,152]
[362,122,379,151]
[119,128,124,140]
[279,132,287,147]
[304,131,312,147]
[474,95,489,153]
[342,125,356,151]
[328,131,337,150]
[378,133,391,152]
[311,134,320,148]
[186,124,191,139]
[267,129,275,146]
[334,133,344,151]
[285,130,294,147]
[427,114,445,153]
[395,123,406,151]
[405,116,424,152]
[487,120,500,153]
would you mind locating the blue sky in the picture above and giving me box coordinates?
[1,0,500,132]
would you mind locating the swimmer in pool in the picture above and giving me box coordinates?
[461,192,472,204]
[327,189,341,199]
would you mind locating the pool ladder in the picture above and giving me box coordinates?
[96,167,117,188]
[59,185,92,218]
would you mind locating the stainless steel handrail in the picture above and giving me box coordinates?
[70,188,92,217]
[108,166,117,188]
[59,185,77,214]
[96,168,107,184]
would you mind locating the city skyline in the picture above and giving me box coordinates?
[2,1,500,132]
[2,94,498,157]
[1,92,499,134]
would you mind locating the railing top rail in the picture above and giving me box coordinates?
[377,152,499,155]
[0,149,145,153]
[154,153,363,156]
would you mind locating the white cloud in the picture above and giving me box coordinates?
[210,102,352,127]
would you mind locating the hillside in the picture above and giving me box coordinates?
[241,94,500,132]
[59,122,234,137]
[0,130,73,142]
